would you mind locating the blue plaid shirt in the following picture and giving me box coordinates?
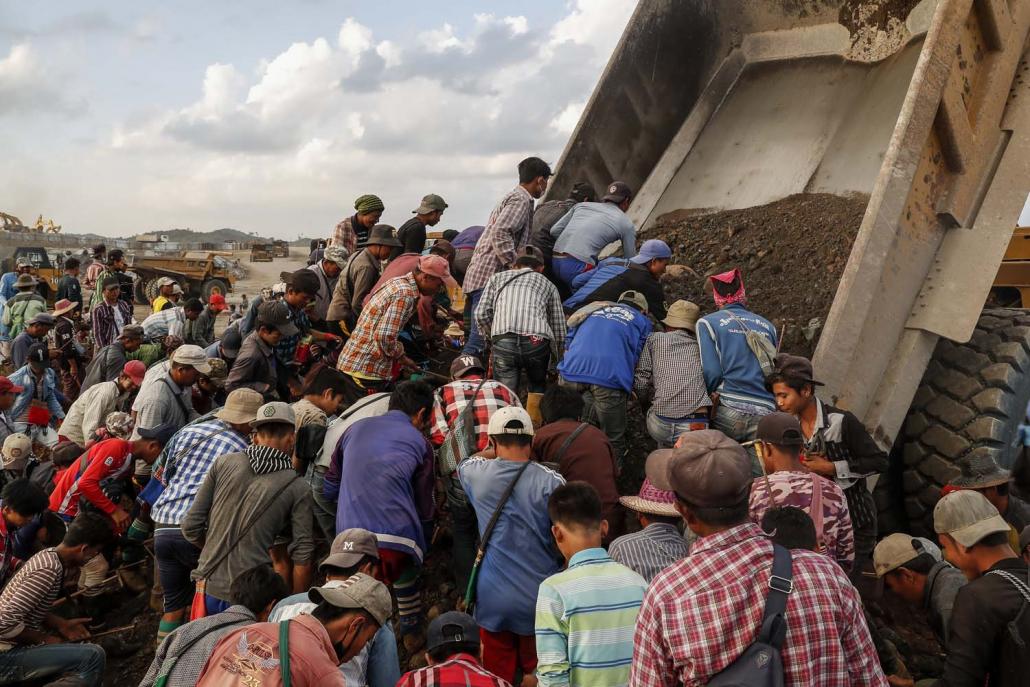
[275,303,311,364]
[150,419,249,526]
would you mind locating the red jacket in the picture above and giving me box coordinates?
[49,438,132,518]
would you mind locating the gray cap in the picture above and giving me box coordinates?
[618,290,648,312]
[427,611,479,652]
[256,301,300,337]
[648,430,752,508]
[119,325,145,341]
[308,573,393,627]
[26,312,56,327]
[171,344,213,374]
[251,401,296,428]
[934,489,1011,547]
[320,529,380,572]
[414,193,448,214]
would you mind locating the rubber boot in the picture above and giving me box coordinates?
[526,392,544,427]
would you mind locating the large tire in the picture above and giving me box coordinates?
[894,308,1030,536]
[201,278,229,301]
[133,279,148,305]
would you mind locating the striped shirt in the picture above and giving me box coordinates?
[462,186,535,294]
[634,329,711,419]
[151,419,249,526]
[474,268,567,356]
[0,547,63,647]
[142,307,186,341]
[607,522,690,583]
[535,547,646,687]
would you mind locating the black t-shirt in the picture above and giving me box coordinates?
[393,217,427,259]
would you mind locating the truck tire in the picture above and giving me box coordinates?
[201,278,229,301]
[895,308,1030,536]
[144,278,162,305]
[134,279,148,305]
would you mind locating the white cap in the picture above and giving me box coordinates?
[487,406,534,437]
[157,277,176,287]
[171,344,212,374]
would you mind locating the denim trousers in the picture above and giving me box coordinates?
[646,408,710,448]
[446,474,478,594]
[307,466,338,540]
[491,335,550,394]
[154,526,201,612]
[461,289,486,357]
[712,405,766,476]
[551,255,590,288]
[561,378,629,468]
[0,642,105,686]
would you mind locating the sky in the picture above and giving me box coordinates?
[0,1,637,239]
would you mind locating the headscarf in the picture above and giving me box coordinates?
[710,268,747,308]
[354,194,385,214]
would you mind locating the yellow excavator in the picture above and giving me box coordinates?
[1,211,62,233]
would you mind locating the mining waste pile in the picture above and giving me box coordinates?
[654,193,869,357]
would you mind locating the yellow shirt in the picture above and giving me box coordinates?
[152,295,171,313]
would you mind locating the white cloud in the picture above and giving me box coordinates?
[0,42,78,116]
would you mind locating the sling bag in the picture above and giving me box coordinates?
[724,310,777,377]
[279,620,292,687]
[463,460,532,613]
[153,615,245,687]
[707,543,793,686]
[438,377,489,476]
[540,421,589,472]
[159,377,193,421]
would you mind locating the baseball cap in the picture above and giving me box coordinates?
[119,325,144,341]
[172,283,184,295]
[219,326,243,358]
[251,401,296,428]
[630,239,672,265]
[450,355,485,379]
[0,376,25,394]
[366,224,402,248]
[570,181,596,202]
[649,430,752,508]
[756,412,804,446]
[137,422,177,446]
[419,254,451,280]
[321,529,380,572]
[617,290,648,312]
[602,181,632,203]
[256,301,300,337]
[933,489,1012,547]
[203,358,228,387]
[414,194,448,214]
[27,343,47,366]
[773,354,824,386]
[323,245,349,266]
[208,294,227,312]
[156,277,176,288]
[308,573,393,627]
[26,312,56,327]
[122,360,146,386]
[515,245,545,266]
[871,533,943,577]
[1,433,32,471]
[427,611,479,652]
[487,406,535,437]
[171,345,213,374]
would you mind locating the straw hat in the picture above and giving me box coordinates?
[52,299,79,317]
[662,300,700,332]
[618,477,679,517]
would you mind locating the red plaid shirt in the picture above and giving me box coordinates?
[630,523,886,687]
[397,653,512,687]
[429,377,521,451]
[337,273,418,380]
[328,215,357,254]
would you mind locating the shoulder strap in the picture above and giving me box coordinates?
[338,393,387,422]
[477,461,533,555]
[494,269,535,299]
[552,422,589,465]
[809,473,825,552]
[447,378,489,456]
[988,569,1030,604]
[159,377,193,419]
[156,616,244,684]
[279,620,292,687]
[757,543,793,650]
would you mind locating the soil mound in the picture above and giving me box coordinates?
[653,192,869,358]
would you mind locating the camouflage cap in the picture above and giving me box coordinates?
[203,358,228,387]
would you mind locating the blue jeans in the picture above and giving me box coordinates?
[154,526,201,612]
[646,408,710,448]
[0,642,105,686]
[552,255,590,288]
[712,405,767,476]
[561,378,629,468]
[446,474,478,593]
[462,289,486,357]
[307,466,337,540]
[491,335,550,394]
[204,594,233,616]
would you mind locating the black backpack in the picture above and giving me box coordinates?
[707,544,793,686]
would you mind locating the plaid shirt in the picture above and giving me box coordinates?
[142,306,186,341]
[430,376,521,450]
[474,268,567,357]
[462,186,535,294]
[634,330,711,419]
[630,523,886,687]
[275,302,311,363]
[328,215,357,253]
[337,273,419,380]
[91,298,133,351]
[397,653,512,687]
[151,419,250,526]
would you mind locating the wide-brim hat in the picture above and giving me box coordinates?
[366,224,402,248]
[619,477,679,517]
[14,274,36,289]
[216,388,264,425]
[52,299,79,317]
[949,453,1011,489]
[662,300,700,332]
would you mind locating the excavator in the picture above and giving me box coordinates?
[1,211,62,233]
[548,0,1030,534]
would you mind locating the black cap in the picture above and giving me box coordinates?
[256,301,300,337]
[570,181,596,202]
[427,611,479,652]
[220,325,243,358]
[756,412,805,446]
[282,269,320,296]
[137,422,177,446]
[27,343,47,366]
[773,354,824,386]
[602,181,632,204]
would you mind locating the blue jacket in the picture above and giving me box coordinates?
[557,304,652,392]
[563,257,667,319]
[696,304,777,412]
[0,273,17,302]
[9,365,65,426]
[324,410,435,561]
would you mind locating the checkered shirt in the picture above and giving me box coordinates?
[328,215,357,254]
[474,268,567,357]
[397,653,512,687]
[430,377,521,451]
[150,419,249,526]
[630,522,886,687]
[634,329,712,419]
[337,273,419,380]
[274,302,311,363]
[462,186,535,294]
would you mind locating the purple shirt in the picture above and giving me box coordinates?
[451,225,485,249]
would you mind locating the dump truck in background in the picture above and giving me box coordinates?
[548,0,1030,535]
[130,251,239,305]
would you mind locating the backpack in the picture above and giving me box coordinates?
[3,294,39,338]
[725,310,778,377]
[438,377,488,476]
[707,544,793,686]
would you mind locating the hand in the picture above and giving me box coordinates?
[399,356,419,372]
[56,617,92,641]
[887,676,914,687]
[804,456,836,478]
[110,508,131,531]
[43,634,63,645]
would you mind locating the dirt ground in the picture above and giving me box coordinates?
[655,192,869,357]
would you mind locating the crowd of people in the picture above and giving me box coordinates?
[0,156,1026,686]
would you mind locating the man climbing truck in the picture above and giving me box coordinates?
[547,0,1030,536]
